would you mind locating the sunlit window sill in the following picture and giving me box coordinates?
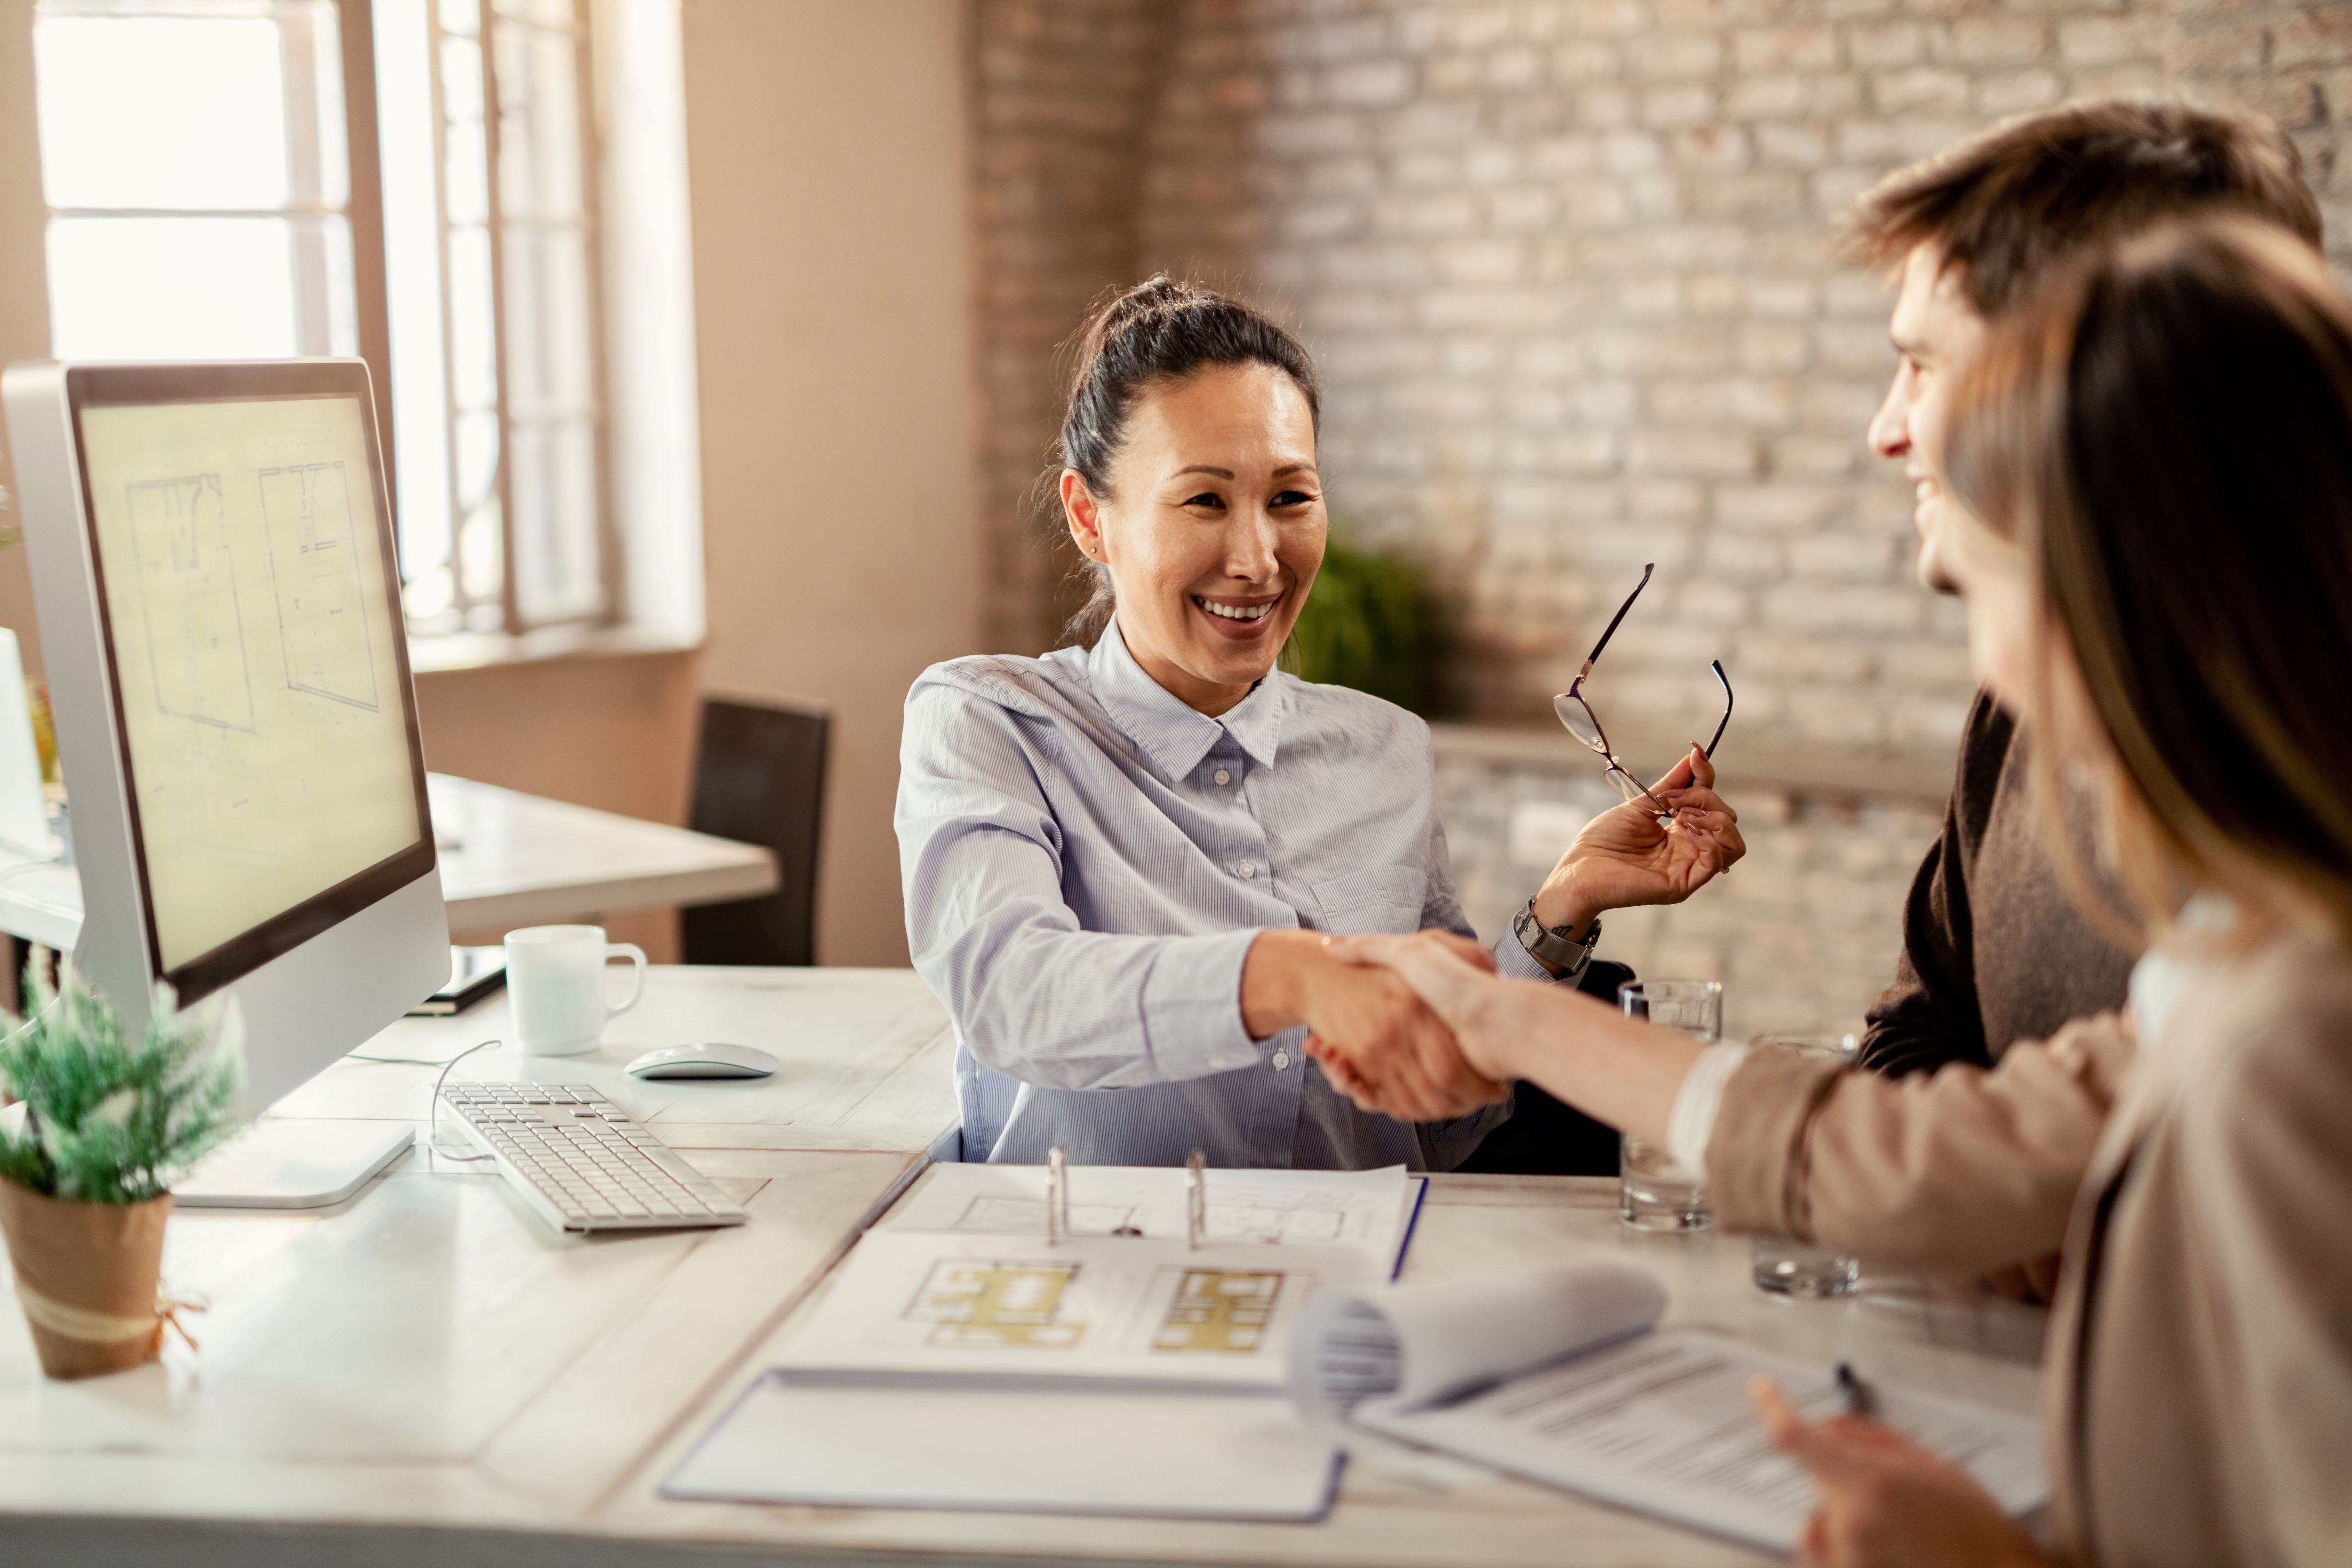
[406,622,703,676]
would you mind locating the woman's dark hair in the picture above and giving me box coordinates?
[1054,276,1321,642]
[1943,215,2352,943]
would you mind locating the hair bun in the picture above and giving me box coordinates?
[1096,274,1195,337]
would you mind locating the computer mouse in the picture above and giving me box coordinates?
[625,1043,780,1080]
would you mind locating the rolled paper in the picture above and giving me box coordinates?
[1290,1261,1668,1423]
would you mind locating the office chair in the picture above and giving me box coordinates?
[681,698,829,967]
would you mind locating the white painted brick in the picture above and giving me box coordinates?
[1643,83,1719,128]
[2058,15,2143,66]
[1952,15,2048,65]
[1846,21,1926,68]
[1325,58,1417,107]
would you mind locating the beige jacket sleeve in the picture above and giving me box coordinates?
[1705,1012,2135,1275]
[2184,986,2352,1564]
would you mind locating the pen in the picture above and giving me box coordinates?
[1834,1360,1876,1419]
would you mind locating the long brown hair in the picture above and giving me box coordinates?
[1943,216,2352,946]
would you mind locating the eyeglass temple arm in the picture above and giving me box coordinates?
[1703,659,1734,759]
[1576,562,1655,676]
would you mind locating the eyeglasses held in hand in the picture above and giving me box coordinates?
[1552,562,1734,822]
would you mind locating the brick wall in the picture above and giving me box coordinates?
[970,0,1177,653]
[966,0,2352,1036]
[1128,0,2352,751]
[1434,745,1944,1038]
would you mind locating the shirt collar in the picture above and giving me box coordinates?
[1088,614,1286,779]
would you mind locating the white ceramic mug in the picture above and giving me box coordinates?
[504,925,648,1056]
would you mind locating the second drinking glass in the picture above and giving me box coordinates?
[1617,977,1721,1231]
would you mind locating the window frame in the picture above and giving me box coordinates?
[415,0,614,636]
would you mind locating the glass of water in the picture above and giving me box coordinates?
[1748,1032,1862,1296]
[1617,978,1722,1231]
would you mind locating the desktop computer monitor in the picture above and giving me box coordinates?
[2,360,448,1196]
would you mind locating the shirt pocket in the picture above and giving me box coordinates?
[1309,865,1429,936]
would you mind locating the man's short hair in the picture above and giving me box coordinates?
[1850,99,2323,317]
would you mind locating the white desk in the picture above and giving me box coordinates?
[1,971,2049,1567]
[0,773,779,951]
[2,967,960,1560]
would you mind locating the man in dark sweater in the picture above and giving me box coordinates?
[1846,102,2323,1078]
[1465,104,2323,1178]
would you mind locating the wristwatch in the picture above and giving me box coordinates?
[1512,897,1601,978]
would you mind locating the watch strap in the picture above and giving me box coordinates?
[1513,898,1600,977]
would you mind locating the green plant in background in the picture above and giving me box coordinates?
[1283,531,1440,714]
[0,958,247,1203]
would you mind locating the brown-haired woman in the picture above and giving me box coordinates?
[1323,216,2352,1564]
[893,276,1745,1169]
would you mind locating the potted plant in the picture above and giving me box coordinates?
[0,955,246,1378]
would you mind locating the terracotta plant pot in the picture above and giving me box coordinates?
[0,1180,172,1379]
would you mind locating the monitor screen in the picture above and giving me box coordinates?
[71,381,430,991]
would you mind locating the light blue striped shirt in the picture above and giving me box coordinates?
[895,617,1558,1170]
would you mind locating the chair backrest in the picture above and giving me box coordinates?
[681,698,829,966]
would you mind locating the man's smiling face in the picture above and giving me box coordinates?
[1869,243,1991,595]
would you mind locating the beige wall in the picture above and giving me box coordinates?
[0,0,49,657]
[681,0,982,966]
[0,1,984,970]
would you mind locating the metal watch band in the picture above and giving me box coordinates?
[1512,898,1600,977]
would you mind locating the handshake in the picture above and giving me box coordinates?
[1245,928,1521,1121]
[1240,745,1744,1122]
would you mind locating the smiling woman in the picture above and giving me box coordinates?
[892,278,1745,1170]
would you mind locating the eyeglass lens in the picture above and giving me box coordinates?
[1553,691,1604,750]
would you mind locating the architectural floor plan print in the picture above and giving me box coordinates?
[906,1260,1089,1351]
[126,474,257,732]
[258,461,380,711]
[1150,1269,1285,1354]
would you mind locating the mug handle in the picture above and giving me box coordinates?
[604,943,649,1017]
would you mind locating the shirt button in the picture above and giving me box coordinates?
[1214,768,1231,786]
[1236,860,1255,880]
[1272,1050,1290,1071]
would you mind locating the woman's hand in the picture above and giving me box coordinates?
[1749,1378,2054,1568]
[1305,931,1524,1111]
[1241,930,1505,1121]
[1531,744,1747,939]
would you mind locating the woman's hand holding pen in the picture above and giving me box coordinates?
[1747,1377,2053,1568]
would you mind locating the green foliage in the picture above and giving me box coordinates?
[1283,533,1439,714]
[0,956,248,1204]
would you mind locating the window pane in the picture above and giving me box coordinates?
[47,215,301,360]
[492,0,575,28]
[512,418,600,621]
[502,226,593,417]
[440,32,485,124]
[447,224,499,410]
[453,407,500,516]
[34,15,289,212]
[377,0,453,585]
[495,22,583,223]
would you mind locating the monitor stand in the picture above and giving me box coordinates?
[172,1121,415,1209]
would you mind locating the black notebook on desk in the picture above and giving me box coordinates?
[406,945,506,1016]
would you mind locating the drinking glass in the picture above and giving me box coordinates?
[1749,1032,1862,1296]
[1617,978,1721,1231]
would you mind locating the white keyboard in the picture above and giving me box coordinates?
[439,1083,747,1233]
